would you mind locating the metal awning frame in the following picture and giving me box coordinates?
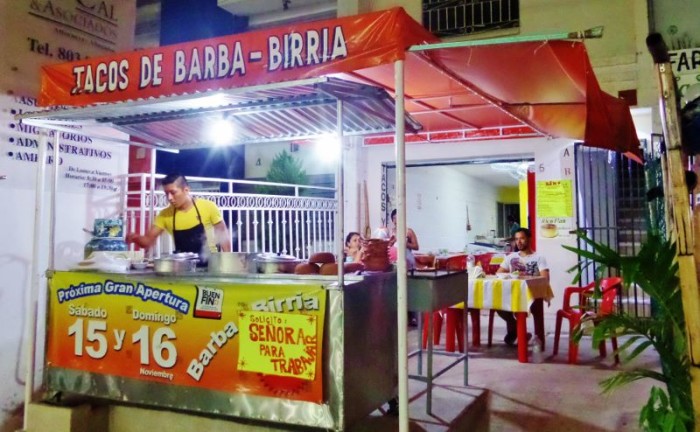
[18,76,422,151]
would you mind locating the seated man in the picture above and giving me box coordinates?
[496,227,549,346]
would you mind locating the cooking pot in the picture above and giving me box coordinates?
[253,253,303,274]
[154,253,199,274]
[208,252,250,274]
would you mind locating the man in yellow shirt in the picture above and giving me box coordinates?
[126,174,232,258]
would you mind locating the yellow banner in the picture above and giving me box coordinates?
[47,271,326,403]
[239,311,318,379]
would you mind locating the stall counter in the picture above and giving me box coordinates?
[45,270,397,430]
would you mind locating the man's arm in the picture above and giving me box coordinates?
[213,221,232,252]
[538,255,550,281]
[496,255,509,273]
[126,225,164,249]
[406,228,419,251]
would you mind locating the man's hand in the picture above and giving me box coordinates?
[126,226,163,249]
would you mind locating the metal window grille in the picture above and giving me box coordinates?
[423,0,520,37]
[574,143,651,318]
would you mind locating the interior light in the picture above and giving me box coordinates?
[208,118,235,146]
[314,135,341,163]
[196,93,228,108]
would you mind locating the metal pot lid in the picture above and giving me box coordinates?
[254,252,299,262]
[159,252,199,261]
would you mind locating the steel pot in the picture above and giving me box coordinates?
[253,253,303,274]
[208,252,251,274]
[154,253,199,274]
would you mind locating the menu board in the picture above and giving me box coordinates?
[536,179,574,238]
[46,272,327,403]
[536,180,573,217]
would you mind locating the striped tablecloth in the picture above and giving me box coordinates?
[467,276,553,313]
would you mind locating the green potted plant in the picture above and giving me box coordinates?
[256,150,309,196]
[564,231,693,431]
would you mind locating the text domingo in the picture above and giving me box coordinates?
[56,280,190,314]
[70,26,348,96]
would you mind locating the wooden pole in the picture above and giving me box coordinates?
[648,33,700,431]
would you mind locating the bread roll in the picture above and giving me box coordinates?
[294,262,320,275]
[309,252,336,264]
[319,262,339,275]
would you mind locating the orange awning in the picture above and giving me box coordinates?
[35,7,639,158]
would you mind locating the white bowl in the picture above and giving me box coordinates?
[495,273,511,280]
[131,261,148,270]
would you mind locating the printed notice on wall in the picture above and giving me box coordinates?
[536,180,573,217]
[238,311,318,380]
[536,180,574,239]
[0,93,128,192]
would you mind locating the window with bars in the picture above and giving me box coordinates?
[423,0,520,37]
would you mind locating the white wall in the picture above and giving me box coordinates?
[244,140,341,179]
[0,2,136,428]
[385,165,500,253]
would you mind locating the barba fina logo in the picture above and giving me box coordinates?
[28,0,120,44]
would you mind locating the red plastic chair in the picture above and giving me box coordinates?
[552,277,621,364]
[422,255,472,351]
[474,253,499,275]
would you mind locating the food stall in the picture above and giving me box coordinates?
[19,7,642,432]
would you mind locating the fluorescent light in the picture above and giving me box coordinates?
[314,135,340,163]
[208,119,235,146]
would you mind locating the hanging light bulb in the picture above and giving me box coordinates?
[208,118,235,146]
[314,134,341,163]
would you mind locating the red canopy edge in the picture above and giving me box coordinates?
[38,7,437,107]
[411,41,642,160]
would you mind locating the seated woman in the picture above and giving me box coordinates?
[344,232,363,263]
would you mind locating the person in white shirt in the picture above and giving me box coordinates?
[496,228,549,346]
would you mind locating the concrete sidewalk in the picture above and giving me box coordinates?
[357,320,656,432]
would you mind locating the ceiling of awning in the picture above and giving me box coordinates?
[342,39,640,159]
[19,77,421,149]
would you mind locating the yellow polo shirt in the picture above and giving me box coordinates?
[154,198,224,253]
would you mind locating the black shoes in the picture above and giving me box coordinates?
[504,332,532,346]
[386,397,399,416]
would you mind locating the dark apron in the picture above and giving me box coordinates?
[173,199,208,262]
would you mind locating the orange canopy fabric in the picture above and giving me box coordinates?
[36,7,640,158]
[38,8,436,107]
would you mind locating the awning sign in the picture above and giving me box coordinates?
[39,8,436,107]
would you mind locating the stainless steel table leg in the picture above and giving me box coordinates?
[417,311,423,375]
[463,292,468,386]
[427,311,433,414]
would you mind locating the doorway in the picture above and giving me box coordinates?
[383,158,533,253]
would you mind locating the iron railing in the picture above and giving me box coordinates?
[423,0,520,37]
[120,173,337,259]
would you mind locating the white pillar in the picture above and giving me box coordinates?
[394,59,409,432]
[23,130,50,430]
